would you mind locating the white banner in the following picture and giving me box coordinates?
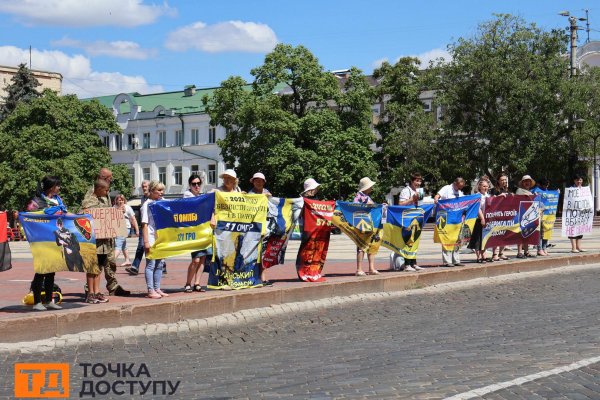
[561,186,593,237]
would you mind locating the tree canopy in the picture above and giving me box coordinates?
[433,14,582,186]
[0,90,131,211]
[206,44,378,199]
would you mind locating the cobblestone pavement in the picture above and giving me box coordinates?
[1,264,600,399]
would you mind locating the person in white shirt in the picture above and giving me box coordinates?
[434,177,466,267]
[396,172,424,272]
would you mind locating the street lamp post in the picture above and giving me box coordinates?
[559,11,588,77]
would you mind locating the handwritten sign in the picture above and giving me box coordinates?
[89,208,127,239]
[561,186,593,237]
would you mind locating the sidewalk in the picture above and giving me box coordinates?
[1,229,599,343]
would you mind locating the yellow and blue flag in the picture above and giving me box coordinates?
[382,204,434,260]
[331,201,383,254]
[19,213,97,273]
[434,194,480,251]
[531,188,559,240]
[147,193,214,259]
[208,193,268,290]
[263,197,303,268]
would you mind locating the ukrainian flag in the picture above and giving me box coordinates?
[147,193,214,259]
[532,188,559,240]
[331,201,383,253]
[433,194,480,251]
[382,204,434,259]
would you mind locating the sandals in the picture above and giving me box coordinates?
[184,284,193,293]
[516,253,526,259]
[356,270,367,276]
[193,284,205,292]
[492,255,500,262]
[367,270,380,275]
[498,253,509,260]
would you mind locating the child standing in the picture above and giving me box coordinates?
[141,181,168,298]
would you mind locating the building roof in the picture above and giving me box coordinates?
[85,82,290,116]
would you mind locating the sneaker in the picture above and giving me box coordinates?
[404,265,416,272]
[125,267,138,275]
[146,289,161,299]
[95,293,109,303]
[45,302,63,310]
[414,265,424,271]
[32,302,47,311]
[155,289,169,297]
[86,294,99,304]
[110,286,131,297]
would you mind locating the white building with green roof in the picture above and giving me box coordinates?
[88,85,228,197]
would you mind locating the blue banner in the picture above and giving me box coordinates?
[434,194,481,251]
[331,201,383,253]
[531,188,559,240]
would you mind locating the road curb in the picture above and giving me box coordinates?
[1,253,599,343]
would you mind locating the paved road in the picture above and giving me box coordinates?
[2,264,600,399]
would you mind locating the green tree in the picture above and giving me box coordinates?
[206,44,378,199]
[434,14,573,185]
[1,63,41,120]
[0,90,131,210]
[373,57,442,192]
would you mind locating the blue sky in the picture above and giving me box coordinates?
[0,0,597,98]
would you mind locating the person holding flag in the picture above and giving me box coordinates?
[396,173,425,271]
[434,177,466,267]
[353,177,380,276]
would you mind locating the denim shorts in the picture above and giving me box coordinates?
[115,236,127,251]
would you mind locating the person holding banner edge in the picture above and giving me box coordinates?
[25,175,67,311]
[515,175,536,258]
[142,180,168,298]
[568,174,586,253]
[249,172,274,285]
[434,177,466,267]
[354,177,380,276]
[183,174,209,293]
[397,173,425,271]
[467,177,490,263]
[491,173,511,261]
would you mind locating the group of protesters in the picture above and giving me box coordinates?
[12,165,588,311]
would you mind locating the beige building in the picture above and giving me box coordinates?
[0,65,62,101]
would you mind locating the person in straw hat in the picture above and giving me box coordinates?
[354,177,380,276]
[301,178,321,199]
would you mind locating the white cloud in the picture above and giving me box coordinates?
[166,20,278,53]
[52,37,158,60]
[0,46,162,98]
[371,48,452,70]
[0,0,174,27]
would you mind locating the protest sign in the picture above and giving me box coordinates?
[561,186,593,237]
[296,199,335,282]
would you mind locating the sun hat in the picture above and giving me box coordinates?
[301,178,320,194]
[358,177,376,192]
[519,175,535,187]
[249,172,266,183]
[219,169,237,179]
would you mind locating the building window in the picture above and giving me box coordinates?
[423,102,432,112]
[127,134,136,150]
[208,126,216,144]
[174,166,182,185]
[103,136,110,149]
[158,130,166,147]
[158,167,166,185]
[191,128,199,145]
[143,132,150,149]
[128,168,135,187]
[208,164,216,184]
[175,129,184,146]
[191,164,199,175]
[143,167,150,182]
[114,134,122,151]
